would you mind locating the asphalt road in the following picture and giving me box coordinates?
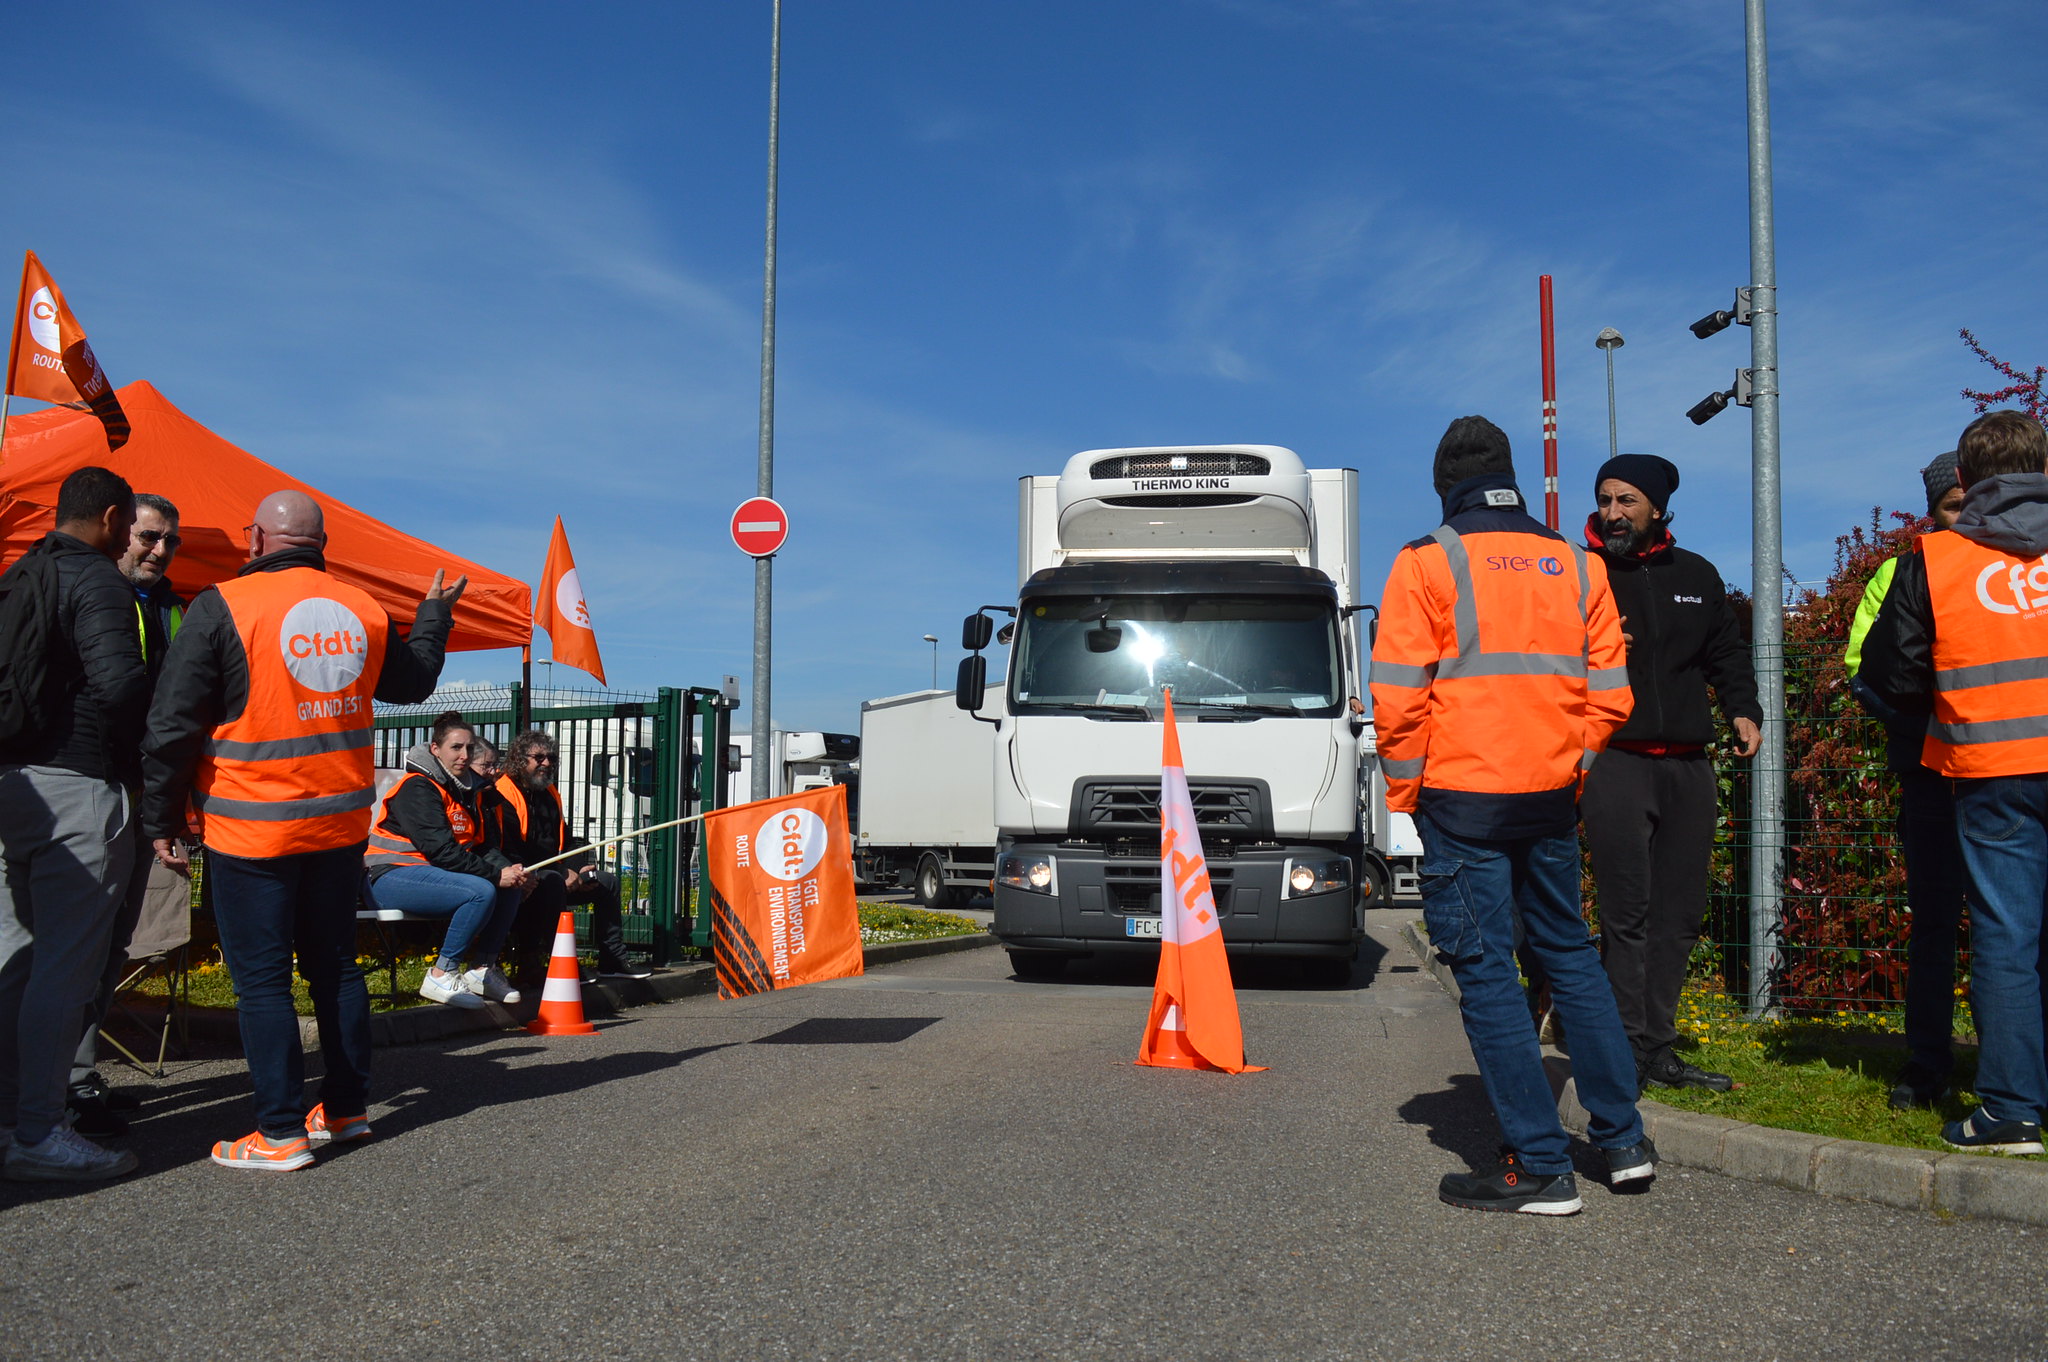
[2,910,2042,1362]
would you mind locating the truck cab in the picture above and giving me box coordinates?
[960,445,1368,976]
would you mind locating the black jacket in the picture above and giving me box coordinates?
[491,779,590,866]
[1586,517,1760,745]
[1863,473,2048,721]
[137,576,187,688]
[0,531,149,781]
[138,547,452,839]
[370,743,514,882]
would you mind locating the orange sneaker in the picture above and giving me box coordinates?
[211,1130,315,1171]
[304,1104,372,1144]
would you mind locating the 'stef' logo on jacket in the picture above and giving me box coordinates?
[750,806,828,882]
[1485,554,1564,576]
[1975,558,2048,617]
[280,597,370,693]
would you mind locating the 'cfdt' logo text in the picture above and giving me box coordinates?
[1975,558,2048,616]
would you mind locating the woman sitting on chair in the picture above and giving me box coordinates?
[362,712,531,1009]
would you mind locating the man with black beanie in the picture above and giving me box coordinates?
[1582,453,1760,1093]
[1373,416,1651,1213]
[1843,451,1967,1109]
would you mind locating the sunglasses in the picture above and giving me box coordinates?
[134,530,182,549]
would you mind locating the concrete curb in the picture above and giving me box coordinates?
[1402,919,2048,1228]
[165,930,1001,1054]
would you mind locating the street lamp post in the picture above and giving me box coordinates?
[922,634,939,691]
[1595,328,1625,459]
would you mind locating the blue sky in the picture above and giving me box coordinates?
[4,1,2044,733]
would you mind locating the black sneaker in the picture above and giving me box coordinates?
[1642,1054,1733,1093]
[1942,1109,2044,1156]
[66,1092,129,1139]
[597,963,652,980]
[1887,1064,1951,1112]
[1605,1137,1658,1189]
[77,1073,142,1114]
[1438,1158,1582,1215]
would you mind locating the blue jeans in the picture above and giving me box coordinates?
[1418,813,1644,1173]
[208,843,371,1141]
[1898,767,1969,1078]
[1950,776,2048,1124]
[362,864,521,974]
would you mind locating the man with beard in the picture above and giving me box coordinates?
[493,730,647,986]
[67,494,192,1138]
[1581,454,1760,1094]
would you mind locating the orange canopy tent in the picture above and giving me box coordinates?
[0,382,531,653]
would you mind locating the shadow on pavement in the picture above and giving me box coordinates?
[1395,1073,1503,1171]
[1002,933,1392,991]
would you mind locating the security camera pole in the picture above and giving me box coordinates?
[751,0,783,803]
[1743,0,1784,1015]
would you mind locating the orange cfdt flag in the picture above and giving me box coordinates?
[1137,689,1264,1073]
[534,516,606,685]
[6,252,128,450]
[704,786,865,999]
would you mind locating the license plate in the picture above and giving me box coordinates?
[1124,916,1163,939]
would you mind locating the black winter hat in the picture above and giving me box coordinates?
[1432,415,1514,496]
[1921,451,1959,513]
[1595,453,1680,516]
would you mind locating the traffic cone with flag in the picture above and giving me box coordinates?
[526,911,597,1036]
[1137,689,1264,1073]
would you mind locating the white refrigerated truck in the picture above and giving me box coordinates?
[955,444,1375,978]
[854,686,1002,909]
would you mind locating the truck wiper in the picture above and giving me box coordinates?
[1196,702,1306,717]
[1048,702,1153,720]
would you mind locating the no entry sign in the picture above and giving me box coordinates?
[730,497,790,558]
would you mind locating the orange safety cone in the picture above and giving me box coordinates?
[526,911,597,1036]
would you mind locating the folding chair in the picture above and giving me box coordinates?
[101,855,196,1078]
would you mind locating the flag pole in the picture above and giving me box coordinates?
[0,392,11,464]
[525,809,715,873]
[518,645,532,735]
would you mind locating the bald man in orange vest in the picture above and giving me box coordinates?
[141,491,465,1171]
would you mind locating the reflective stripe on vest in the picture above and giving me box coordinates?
[364,771,485,869]
[1390,526,1597,789]
[192,568,389,857]
[1921,529,2048,777]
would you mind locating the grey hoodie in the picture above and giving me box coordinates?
[1950,473,2048,557]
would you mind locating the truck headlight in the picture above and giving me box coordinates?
[1283,857,1351,898]
[998,853,1057,894]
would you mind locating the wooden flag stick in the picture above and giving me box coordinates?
[523,809,715,873]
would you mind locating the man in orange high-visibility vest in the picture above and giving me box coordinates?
[1371,415,1649,1215]
[140,491,464,1171]
[1863,410,2048,1157]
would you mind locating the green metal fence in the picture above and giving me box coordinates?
[373,684,737,964]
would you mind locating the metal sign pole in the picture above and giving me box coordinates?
[750,0,782,803]
[1744,0,1784,1016]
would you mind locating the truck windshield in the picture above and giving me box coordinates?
[1009,595,1342,717]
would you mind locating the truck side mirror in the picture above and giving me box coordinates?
[587,753,612,787]
[962,612,994,652]
[955,654,987,711]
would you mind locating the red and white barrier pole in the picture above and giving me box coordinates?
[1540,274,1559,530]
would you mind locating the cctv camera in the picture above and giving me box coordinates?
[1687,389,1734,425]
[1690,310,1735,340]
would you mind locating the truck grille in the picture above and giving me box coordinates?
[1089,452,1271,480]
[1074,780,1269,839]
[1103,860,1234,916]
[1100,494,1255,508]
